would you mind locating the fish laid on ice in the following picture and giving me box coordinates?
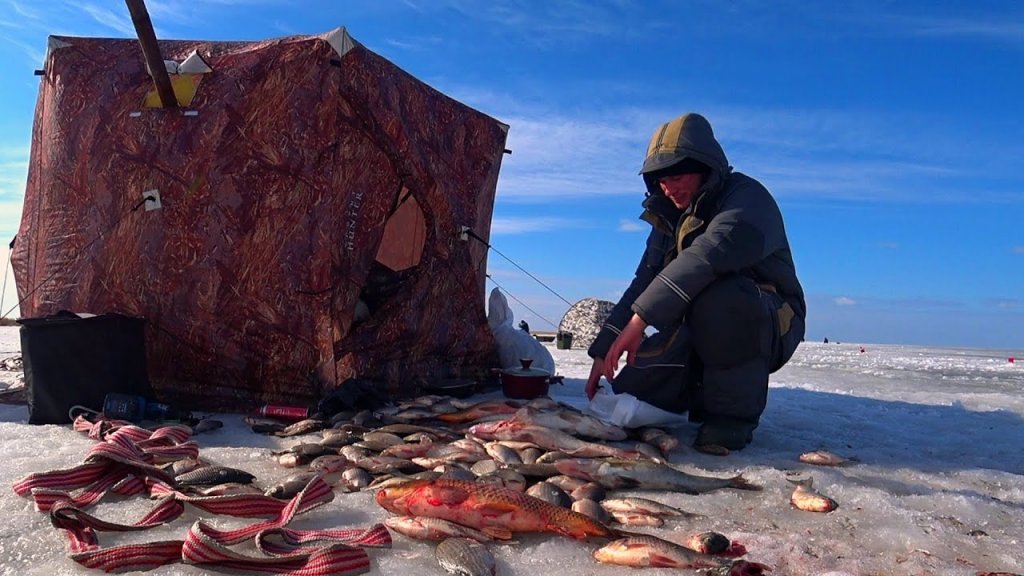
[469,420,641,460]
[265,471,319,499]
[437,400,521,424]
[512,406,628,441]
[788,477,838,513]
[375,479,614,540]
[385,516,495,542]
[525,481,573,508]
[601,497,699,518]
[639,427,680,457]
[570,482,606,502]
[435,537,496,576]
[593,535,769,575]
[175,466,256,487]
[275,418,326,437]
[610,512,664,527]
[571,498,611,525]
[191,419,223,435]
[554,458,761,495]
[686,531,731,555]
[798,450,852,466]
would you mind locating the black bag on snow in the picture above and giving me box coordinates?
[19,312,153,424]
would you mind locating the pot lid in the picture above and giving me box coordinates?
[501,358,551,378]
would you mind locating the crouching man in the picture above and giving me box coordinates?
[585,112,805,454]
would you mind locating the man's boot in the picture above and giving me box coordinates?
[694,416,756,455]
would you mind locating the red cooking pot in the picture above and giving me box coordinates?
[496,359,564,400]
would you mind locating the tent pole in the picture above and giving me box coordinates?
[124,0,178,108]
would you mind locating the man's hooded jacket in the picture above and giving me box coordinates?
[588,113,806,359]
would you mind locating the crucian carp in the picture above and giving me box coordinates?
[375,478,615,540]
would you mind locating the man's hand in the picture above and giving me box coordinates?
[603,314,647,382]
[585,357,604,400]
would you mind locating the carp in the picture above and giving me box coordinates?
[375,479,614,540]
[594,534,769,574]
[554,458,761,494]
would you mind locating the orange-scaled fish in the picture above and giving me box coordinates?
[375,479,615,540]
[788,476,838,513]
[436,400,522,424]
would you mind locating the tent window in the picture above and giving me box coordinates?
[355,192,425,323]
[374,192,425,272]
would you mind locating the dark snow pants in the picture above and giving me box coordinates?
[609,275,804,425]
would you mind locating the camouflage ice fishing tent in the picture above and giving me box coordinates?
[12,28,508,410]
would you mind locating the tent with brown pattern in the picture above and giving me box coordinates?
[11,28,508,411]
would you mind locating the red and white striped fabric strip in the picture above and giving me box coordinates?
[182,476,336,546]
[184,523,372,576]
[70,540,185,573]
[255,524,392,556]
[17,416,391,575]
[30,469,130,512]
[12,461,107,497]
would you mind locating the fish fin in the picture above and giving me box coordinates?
[647,553,679,568]
[785,475,813,488]
[729,474,762,491]
[480,526,513,540]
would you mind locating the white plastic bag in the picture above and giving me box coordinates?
[487,288,555,373]
[585,386,689,428]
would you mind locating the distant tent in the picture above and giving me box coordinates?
[12,28,508,410]
[557,298,616,351]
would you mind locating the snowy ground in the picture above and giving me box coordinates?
[0,325,1022,576]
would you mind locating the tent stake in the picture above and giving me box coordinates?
[125,0,177,108]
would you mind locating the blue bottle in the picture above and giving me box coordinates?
[102,393,186,422]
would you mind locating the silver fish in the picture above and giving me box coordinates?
[525,481,572,508]
[571,498,611,525]
[639,427,680,458]
[191,419,223,435]
[385,516,494,542]
[265,471,318,499]
[601,497,699,518]
[435,537,497,576]
[554,458,761,495]
[175,466,255,487]
[275,418,326,437]
[570,482,606,502]
[341,467,373,490]
[610,512,664,527]
[594,535,769,574]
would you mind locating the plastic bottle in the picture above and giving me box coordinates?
[102,393,189,422]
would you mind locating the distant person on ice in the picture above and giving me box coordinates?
[585,112,806,454]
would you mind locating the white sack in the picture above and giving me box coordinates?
[586,386,689,428]
[487,288,555,373]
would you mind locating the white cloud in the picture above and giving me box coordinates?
[834,296,857,306]
[489,216,584,235]
[74,2,137,36]
[617,219,644,232]
[1013,246,1024,254]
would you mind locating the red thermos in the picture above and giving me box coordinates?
[257,404,309,421]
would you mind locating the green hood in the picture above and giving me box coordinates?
[640,113,731,199]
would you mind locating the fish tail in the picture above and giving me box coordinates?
[728,474,762,491]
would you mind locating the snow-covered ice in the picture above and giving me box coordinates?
[0,326,1021,575]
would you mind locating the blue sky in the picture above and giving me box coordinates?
[0,1,1021,349]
